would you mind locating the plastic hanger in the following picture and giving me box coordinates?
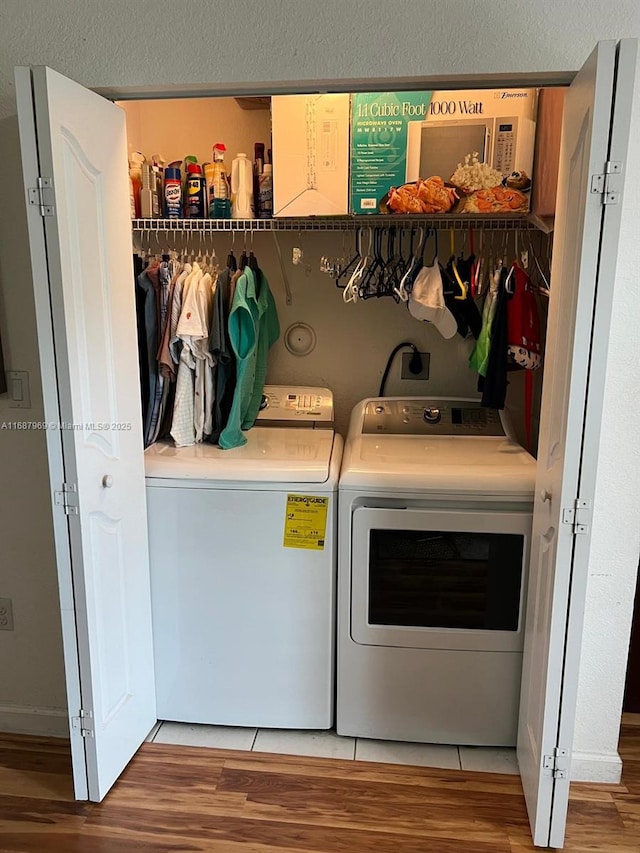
[343,228,371,303]
[449,228,468,300]
[336,228,363,284]
[395,226,424,302]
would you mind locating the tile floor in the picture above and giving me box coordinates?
[149,722,519,774]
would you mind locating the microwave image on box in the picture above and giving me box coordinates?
[405,116,535,187]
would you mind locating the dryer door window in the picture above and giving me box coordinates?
[350,506,531,652]
[368,528,523,631]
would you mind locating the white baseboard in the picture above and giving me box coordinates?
[570,749,623,783]
[0,703,69,737]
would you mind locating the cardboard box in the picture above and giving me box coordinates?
[272,94,350,216]
[350,89,538,215]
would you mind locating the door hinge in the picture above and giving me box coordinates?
[71,708,94,738]
[562,498,591,535]
[28,176,55,216]
[543,747,569,779]
[54,482,78,515]
[590,161,622,205]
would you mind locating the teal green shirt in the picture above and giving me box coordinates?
[243,270,280,429]
[218,267,279,449]
[218,269,259,449]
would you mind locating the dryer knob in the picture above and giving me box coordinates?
[423,407,441,424]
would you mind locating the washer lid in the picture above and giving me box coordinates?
[340,434,536,496]
[144,428,336,484]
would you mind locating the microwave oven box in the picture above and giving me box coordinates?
[350,89,538,215]
[272,94,350,216]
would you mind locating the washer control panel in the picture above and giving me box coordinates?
[258,385,334,424]
[362,398,505,435]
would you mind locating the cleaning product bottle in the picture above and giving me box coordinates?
[128,152,144,219]
[210,143,231,219]
[203,162,215,218]
[231,153,255,219]
[253,142,265,217]
[163,166,182,218]
[258,163,273,219]
[151,154,166,216]
[185,163,205,218]
[140,163,160,218]
[181,155,198,216]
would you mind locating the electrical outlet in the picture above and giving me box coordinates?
[0,598,14,631]
[401,351,430,380]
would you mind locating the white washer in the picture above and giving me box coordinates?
[337,397,536,746]
[145,386,343,729]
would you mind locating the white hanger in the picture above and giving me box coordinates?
[343,227,372,303]
[395,226,424,302]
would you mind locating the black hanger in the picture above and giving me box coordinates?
[239,249,248,270]
[360,228,385,297]
[336,228,362,285]
[227,248,237,272]
[248,250,259,272]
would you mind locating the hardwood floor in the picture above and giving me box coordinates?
[1,722,640,852]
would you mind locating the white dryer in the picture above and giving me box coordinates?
[337,397,536,746]
[145,386,343,729]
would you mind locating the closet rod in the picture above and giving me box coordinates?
[132,216,539,233]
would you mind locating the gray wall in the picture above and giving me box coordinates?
[1,0,639,776]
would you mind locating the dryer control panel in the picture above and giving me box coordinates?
[361,398,506,436]
[257,385,334,427]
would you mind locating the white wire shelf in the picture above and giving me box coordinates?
[132,214,539,232]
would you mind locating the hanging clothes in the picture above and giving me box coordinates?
[218,267,259,450]
[243,269,280,429]
[442,254,482,339]
[193,269,216,442]
[479,266,509,409]
[506,263,543,449]
[171,263,203,447]
[218,265,279,450]
[148,257,177,445]
[136,260,160,447]
[133,254,148,421]
[168,262,191,368]
[206,265,236,444]
[469,269,500,377]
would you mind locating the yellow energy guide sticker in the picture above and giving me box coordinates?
[283,494,329,550]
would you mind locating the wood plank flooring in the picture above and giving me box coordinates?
[1,721,640,851]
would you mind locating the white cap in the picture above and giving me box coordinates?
[408,264,457,339]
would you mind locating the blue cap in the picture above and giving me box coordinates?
[165,167,181,180]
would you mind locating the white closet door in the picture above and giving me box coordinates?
[15,66,155,801]
[518,39,637,848]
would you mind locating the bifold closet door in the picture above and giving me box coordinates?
[15,65,156,802]
[517,38,638,848]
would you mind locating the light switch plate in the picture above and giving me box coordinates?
[8,370,30,409]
